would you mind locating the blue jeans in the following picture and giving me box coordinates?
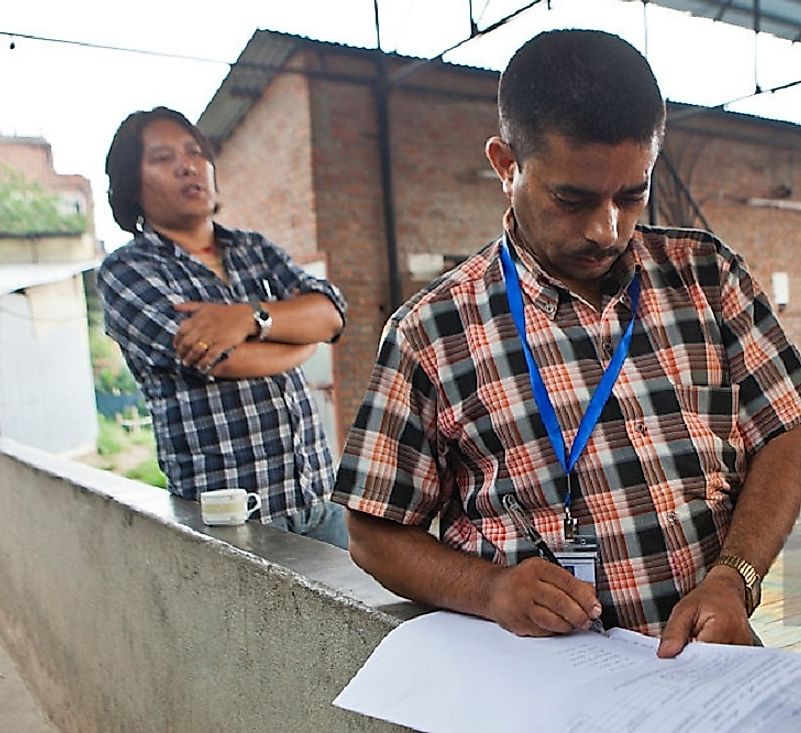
[268,501,348,550]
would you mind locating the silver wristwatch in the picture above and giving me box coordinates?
[249,300,273,341]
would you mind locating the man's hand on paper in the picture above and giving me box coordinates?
[657,569,754,658]
[487,558,603,637]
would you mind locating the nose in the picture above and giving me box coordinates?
[176,153,197,176]
[584,202,619,249]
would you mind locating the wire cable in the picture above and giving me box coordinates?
[0,30,231,67]
[668,76,801,122]
[388,0,543,85]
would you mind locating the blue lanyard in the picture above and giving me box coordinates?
[500,238,640,511]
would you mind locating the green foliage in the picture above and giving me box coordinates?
[87,307,139,397]
[128,426,157,446]
[89,327,117,366]
[96,414,124,456]
[84,273,106,328]
[95,414,166,489]
[116,368,138,394]
[125,457,167,489]
[96,366,138,394]
[0,167,86,234]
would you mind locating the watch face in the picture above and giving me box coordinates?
[752,580,762,609]
[254,308,272,340]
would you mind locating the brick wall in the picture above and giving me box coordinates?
[308,54,505,436]
[391,82,508,291]
[661,115,801,347]
[307,54,389,437]
[212,61,317,257]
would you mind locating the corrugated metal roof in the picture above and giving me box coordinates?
[644,0,801,42]
[197,31,299,147]
[0,261,97,296]
[198,6,801,148]
[196,29,498,148]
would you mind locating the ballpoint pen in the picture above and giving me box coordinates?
[502,494,607,636]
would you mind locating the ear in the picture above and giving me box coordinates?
[485,136,517,197]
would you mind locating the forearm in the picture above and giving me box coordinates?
[258,293,344,344]
[210,341,316,379]
[347,510,502,617]
[719,425,801,575]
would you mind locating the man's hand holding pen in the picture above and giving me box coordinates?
[500,493,606,637]
[485,559,604,638]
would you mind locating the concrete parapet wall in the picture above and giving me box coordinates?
[0,438,419,732]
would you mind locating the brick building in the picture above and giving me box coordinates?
[198,30,801,446]
[0,136,97,248]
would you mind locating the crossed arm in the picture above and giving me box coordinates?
[172,293,344,379]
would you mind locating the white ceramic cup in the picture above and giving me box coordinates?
[200,489,262,526]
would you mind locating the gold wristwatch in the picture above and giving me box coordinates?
[713,554,762,616]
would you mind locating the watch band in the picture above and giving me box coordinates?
[249,300,273,342]
[713,554,762,616]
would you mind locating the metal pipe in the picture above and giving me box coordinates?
[648,179,658,225]
[374,62,404,313]
[372,0,403,312]
[658,152,712,231]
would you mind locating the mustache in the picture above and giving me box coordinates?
[573,247,624,261]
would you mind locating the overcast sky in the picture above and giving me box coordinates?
[3,0,801,249]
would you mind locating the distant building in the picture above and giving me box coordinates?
[0,135,99,252]
[199,30,801,443]
[0,136,98,455]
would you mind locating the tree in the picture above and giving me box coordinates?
[0,167,86,234]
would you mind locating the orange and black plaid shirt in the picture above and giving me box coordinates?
[334,224,801,635]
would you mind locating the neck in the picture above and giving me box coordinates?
[561,278,603,311]
[150,218,216,255]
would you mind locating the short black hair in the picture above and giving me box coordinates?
[105,106,216,233]
[499,29,666,162]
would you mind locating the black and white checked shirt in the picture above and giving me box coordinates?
[97,223,346,521]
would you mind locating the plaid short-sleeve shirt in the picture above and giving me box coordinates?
[334,224,801,635]
[97,223,347,521]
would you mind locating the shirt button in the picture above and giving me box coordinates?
[602,341,614,357]
[667,510,678,523]
[635,422,647,434]
[544,302,556,315]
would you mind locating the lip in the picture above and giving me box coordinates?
[181,182,207,197]
[574,255,612,269]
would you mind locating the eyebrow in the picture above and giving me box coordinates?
[553,181,650,197]
[144,140,203,155]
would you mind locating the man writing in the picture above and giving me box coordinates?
[98,107,348,547]
[333,29,801,655]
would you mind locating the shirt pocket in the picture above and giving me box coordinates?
[672,384,745,495]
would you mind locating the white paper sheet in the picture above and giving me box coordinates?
[334,611,801,733]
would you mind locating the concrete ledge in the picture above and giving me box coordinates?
[0,438,424,732]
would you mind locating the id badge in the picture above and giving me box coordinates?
[554,539,599,587]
